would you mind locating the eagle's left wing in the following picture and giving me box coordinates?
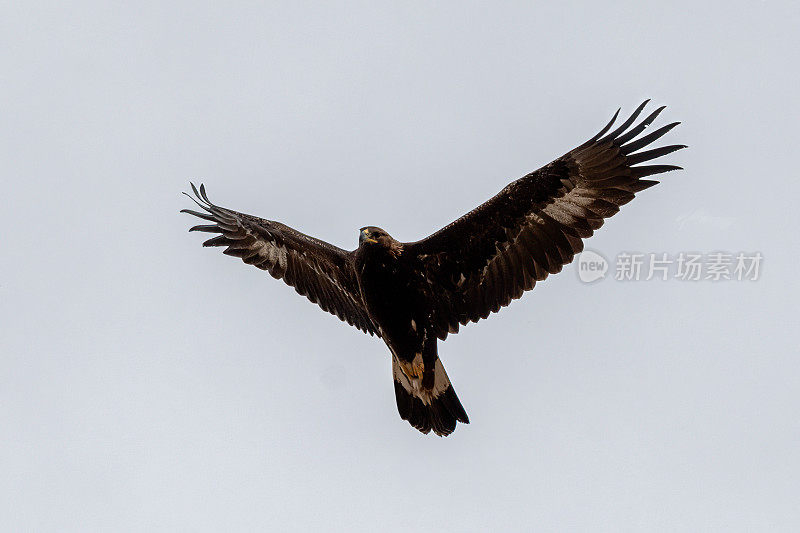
[182,184,378,336]
[404,101,685,340]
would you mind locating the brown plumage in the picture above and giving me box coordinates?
[182,100,685,436]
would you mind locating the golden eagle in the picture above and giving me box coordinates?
[182,101,684,436]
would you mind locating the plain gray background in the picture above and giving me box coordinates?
[2,1,798,531]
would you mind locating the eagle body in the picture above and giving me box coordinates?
[182,101,685,436]
[354,228,470,435]
[354,231,410,342]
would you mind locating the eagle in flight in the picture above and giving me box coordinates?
[182,101,684,437]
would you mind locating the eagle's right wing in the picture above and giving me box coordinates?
[182,184,378,336]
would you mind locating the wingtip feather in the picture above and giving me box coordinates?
[199,183,211,204]
[591,107,621,141]
[599,100,651,143]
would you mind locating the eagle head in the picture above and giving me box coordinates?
[359,226,403,256]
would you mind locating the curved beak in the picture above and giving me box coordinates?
[360,229,377,245]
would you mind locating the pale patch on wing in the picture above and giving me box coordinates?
[253,240,288,270]
[236,225,368,320]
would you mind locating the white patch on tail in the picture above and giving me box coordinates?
[392,356,450,405]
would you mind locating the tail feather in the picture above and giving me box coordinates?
[392,357,469,437]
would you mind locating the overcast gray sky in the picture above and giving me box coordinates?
[2,1,799,531]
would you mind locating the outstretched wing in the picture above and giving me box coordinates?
[182,184,378,336]
[405,101,685,340]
